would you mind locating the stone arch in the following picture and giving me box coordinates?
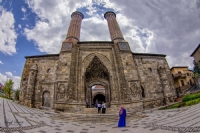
[85,78,111,108]
[85,56,110,82]
[42,91,50,107]
[92,92,106,104]
[92,92,105,99]
[82,53,112,76]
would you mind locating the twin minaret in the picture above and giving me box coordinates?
[64,11,124,43]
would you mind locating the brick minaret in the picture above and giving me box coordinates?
[65,11,84,43]
[104,11,124,42]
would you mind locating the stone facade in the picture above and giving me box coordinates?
[19,11,176,112]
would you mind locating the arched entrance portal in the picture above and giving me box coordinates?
[85,56,111,108]
[43,91,50,107]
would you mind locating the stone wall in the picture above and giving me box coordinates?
[19,55,59,108]
[133,54,176,108]
[19,42,176,112]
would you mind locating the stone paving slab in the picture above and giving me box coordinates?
[1,97,200,132]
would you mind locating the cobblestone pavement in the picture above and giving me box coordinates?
[1,97,200,133]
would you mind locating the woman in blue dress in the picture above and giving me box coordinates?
[118,106,126,127]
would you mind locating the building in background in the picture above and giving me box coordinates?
[171,66,195,97]
[191,44,200,68]
[0,83,4,93]
[190,44,200,88]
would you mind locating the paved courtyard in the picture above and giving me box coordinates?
[0,97,200,133]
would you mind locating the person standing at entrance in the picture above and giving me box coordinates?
[86,99,90,108]
[95,99,98,108]
[118,106,126,127]
[97,102,101,115]
[102,101,106,114]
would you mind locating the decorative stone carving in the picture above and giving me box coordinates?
[56,84,66,101]
[129,82,142,99]
[85,56,109,82]
[69,88,74,100]
[112,89,117,101]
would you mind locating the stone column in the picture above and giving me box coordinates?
[104,11,124,42]
[27,64,38,108]
[65,11,84,43]
[158,67,170,105]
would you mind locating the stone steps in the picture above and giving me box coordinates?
[82,108,118,114]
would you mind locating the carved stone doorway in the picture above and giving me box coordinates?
[85,56,111,108]
[43,91,50,107]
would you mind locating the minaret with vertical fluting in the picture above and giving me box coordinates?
[65,11,84,42]
[104,11,124,41]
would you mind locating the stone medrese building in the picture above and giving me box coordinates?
[19,11,176,112]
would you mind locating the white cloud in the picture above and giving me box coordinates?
[0,60,3,64]
[21,6,28,20]
[0,72,21,90]
[0,8,17,55]
[5,72,13,77]
[21,6,26,12]
[18,24,22,29]
[24,0,200,68]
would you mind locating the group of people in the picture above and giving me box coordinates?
[86,99,107,114]
[96,101,106,115]
[86,99,126,127]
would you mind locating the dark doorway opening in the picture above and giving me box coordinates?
[93,94,105,105]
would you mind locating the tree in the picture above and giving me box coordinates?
[4,79,14,99]
[193,60,200,77]
[15,89,20,101]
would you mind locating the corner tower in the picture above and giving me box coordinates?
[104,11,124,42]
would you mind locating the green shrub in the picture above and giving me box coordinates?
[165,102,185,109]
[185,98,200,106]
[182,93,200,102]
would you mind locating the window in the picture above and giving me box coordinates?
[148,68,152,72]
[181,80,185,86]
[190,80,192,85]
[178,71,182,74]
[187,73,189,76]
[141,86,145,98]
[47,69,50,73]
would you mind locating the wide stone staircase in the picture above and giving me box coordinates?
[82,108,118,114]
[51,108,141,123]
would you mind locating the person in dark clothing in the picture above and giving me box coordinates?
[102,101,106,114]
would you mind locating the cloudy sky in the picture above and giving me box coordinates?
[0,0,200,90]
